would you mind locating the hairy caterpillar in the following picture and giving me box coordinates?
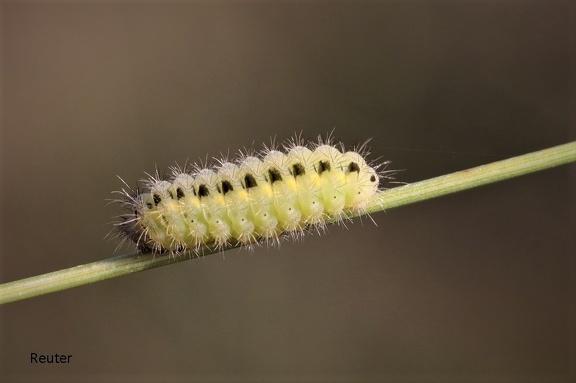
[112,134,390,254]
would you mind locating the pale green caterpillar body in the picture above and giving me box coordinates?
[113,135,389,254]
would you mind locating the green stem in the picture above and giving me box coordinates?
[1,141,575,305]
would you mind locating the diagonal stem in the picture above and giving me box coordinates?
[1,141,574,305]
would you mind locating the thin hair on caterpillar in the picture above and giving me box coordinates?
[110,133,395,256]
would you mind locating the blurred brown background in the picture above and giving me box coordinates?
[1,1,574,382]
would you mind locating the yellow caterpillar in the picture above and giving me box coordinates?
[113,135,389,254]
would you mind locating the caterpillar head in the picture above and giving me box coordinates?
[342,151,379,210]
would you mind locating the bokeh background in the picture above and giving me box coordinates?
[1,1,574,382]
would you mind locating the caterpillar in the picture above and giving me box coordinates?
[112,134,390,255]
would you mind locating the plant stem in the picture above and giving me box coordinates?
[1,141,575,305]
